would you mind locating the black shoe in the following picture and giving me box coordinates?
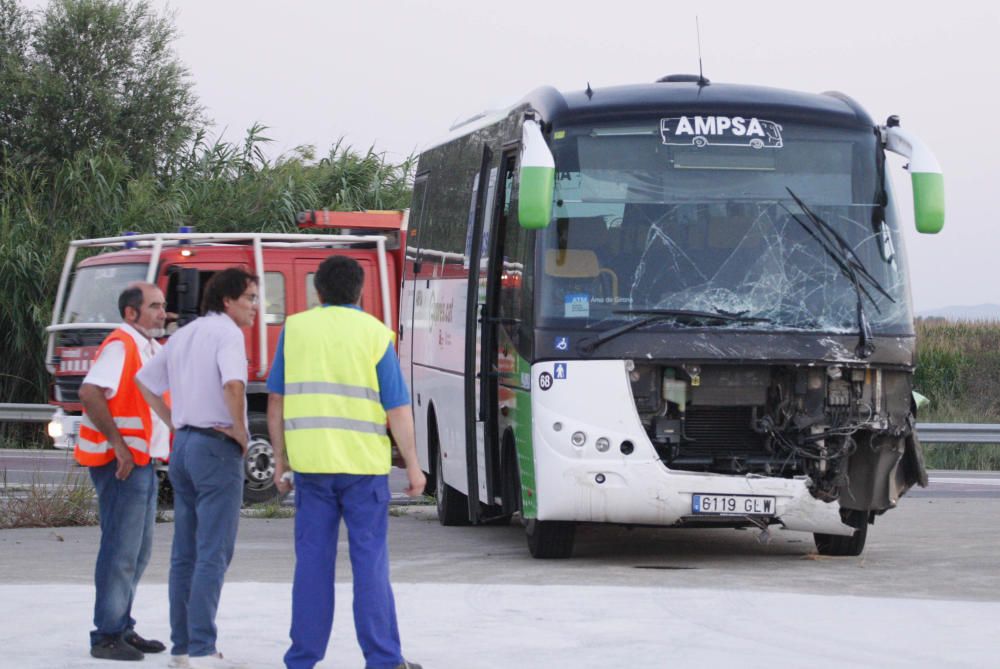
[394,662,423,669]
[90,636,144,661]
[124,631,166,654]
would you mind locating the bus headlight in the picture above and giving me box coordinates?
[47,419,64,439]
[595,437,610,452]
[571,431,587,447]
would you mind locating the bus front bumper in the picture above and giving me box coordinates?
[529,359,854,536]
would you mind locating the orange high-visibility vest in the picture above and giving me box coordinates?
[74,329,154,467]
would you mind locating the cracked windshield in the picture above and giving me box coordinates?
[540,119,912,333]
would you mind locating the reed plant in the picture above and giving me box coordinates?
[1,1,414,448]
[0,128,413,448]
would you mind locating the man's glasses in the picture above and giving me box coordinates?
[243,293,259,305]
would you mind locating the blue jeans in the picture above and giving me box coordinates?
[284,474,403,669]
[168,428,244,657]
[89,459,157,646]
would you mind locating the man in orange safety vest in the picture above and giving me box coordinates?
[76,282,169,662]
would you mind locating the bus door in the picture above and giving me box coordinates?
[488,151,522,514]
[465,146,521,520]
[464,146,501,520]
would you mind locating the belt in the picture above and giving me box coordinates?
[179,425,240,446]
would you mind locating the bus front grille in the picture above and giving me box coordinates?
[683,406,763,454]
[663,406,795,475]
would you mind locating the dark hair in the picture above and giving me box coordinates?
[118,286,144,319]
[201,267,258,314]
[315,255,364,306]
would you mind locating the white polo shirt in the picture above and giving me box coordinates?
[82,323,170,458]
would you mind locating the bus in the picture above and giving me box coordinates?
[398,74,944,559]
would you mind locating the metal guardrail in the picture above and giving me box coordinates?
[0,404,57,423]
[0,405,998,443]
[915,423,1000,444]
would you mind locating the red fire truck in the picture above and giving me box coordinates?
[45,210,406,503]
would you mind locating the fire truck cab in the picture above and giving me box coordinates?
[46,211,405,503]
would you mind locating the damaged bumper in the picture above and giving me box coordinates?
[530,359,855,536]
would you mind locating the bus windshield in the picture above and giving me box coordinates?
[539,119,912,334]
[62,263,147,324]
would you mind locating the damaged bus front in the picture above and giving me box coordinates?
[526,81,943,557]
[403,77,943,559]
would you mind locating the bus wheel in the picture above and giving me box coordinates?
[525,519,576,559]
[435,444,469,526]
[814,509,869,556]
[243,414,279,505]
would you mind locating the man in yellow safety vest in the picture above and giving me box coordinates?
[266,255,425,669]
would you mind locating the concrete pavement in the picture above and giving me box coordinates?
[2,493,1000,668]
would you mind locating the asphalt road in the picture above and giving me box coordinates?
[2,448,999,603]
[0,447,413,499]
[1,447,996,499]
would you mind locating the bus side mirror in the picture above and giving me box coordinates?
[518,118,555,230]
[884,125,944,234]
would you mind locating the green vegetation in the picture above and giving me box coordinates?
[0,471,97,528]
[242,499,295,519]
[914,319,1000,470]
[0,1,413,448]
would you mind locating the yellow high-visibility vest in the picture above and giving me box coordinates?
[282,306,394,474]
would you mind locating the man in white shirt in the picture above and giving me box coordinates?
[137,267,258,669]
[77,282,169,662]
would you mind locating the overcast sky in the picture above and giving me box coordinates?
[22,0,1000,311]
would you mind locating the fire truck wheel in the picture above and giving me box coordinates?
[243,414,279,505]
[156,468,174,508]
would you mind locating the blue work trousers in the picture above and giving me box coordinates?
[284,473,403,669]
[167,428,244,658]
[89,459,157,646]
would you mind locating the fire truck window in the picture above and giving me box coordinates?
[306,271,366,311]
[306,273,320,310]
[264,272,285,324]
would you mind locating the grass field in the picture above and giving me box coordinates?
[915,319,1000,469]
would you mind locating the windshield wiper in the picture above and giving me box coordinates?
[578,309,771,355]
[783,188,895,359]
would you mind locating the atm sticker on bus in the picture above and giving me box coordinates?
[565,293,589,318]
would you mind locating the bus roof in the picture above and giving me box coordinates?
[527,79,875,130]
[425,78,877,151]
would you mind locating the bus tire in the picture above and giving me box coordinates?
[525,519,576,559]
[434,431,469,526]
[814,509,869,556]
[242,413,279,505]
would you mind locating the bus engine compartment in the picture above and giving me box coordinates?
[627,362,927,513]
